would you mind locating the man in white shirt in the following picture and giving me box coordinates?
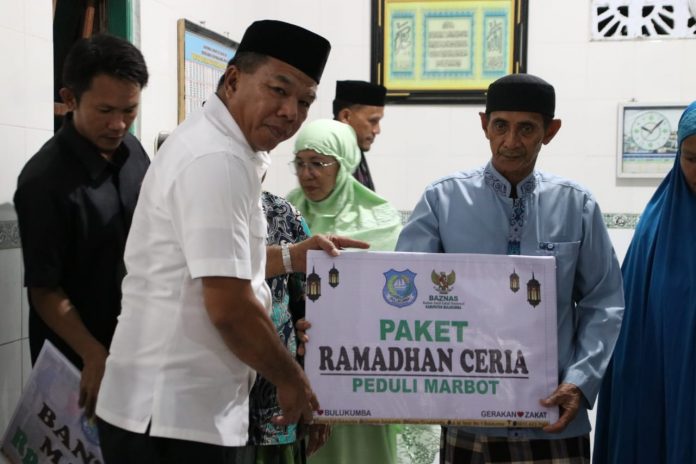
[96,20,351,463]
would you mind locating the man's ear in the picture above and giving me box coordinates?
[59,87,77,111]
[479,112,490,139]
[337,108,351,123]
[223,66,239,96]
[542,119,562,145]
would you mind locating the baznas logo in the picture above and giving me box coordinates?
[431,270,455,294]
[383,269,418,308]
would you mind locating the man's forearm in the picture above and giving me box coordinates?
[29,287,106,362]
[220,300,302,386]
[203,277,303,388]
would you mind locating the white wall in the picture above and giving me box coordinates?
[11,1,691,214]
[0,0,53,441]
[0,0,53,206]
[136,0,372,159]
[137,0,695,215]
[137,0,254,156]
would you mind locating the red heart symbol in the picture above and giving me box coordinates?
[317,410,324,415]
[517,411,524,417]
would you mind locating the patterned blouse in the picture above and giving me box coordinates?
[247,191,310,446]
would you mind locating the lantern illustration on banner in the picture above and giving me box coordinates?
[328,264,339,288]
[527,272,541,307]
[509,268,520,293]
[307,266,321,301]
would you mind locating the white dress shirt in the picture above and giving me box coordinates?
[96,95,272,446]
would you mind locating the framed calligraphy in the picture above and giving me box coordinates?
[371,0,528,104]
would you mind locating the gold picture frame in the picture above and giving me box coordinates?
[371,0,528,104]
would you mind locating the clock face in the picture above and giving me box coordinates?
[631,111,671,151]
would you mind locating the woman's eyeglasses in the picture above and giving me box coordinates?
[289,159,338,174]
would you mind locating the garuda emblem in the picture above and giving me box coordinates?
[431,270,455,294]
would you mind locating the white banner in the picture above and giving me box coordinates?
[1,341,104,464]
[304,251,559,427]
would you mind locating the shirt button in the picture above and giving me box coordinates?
[546,243,555,250]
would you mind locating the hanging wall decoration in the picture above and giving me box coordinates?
[371,0,528,103]
[592,0,696,40]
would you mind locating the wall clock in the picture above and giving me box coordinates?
[617,103,686,178]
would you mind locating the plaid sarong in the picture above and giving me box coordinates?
[440,428,590,464]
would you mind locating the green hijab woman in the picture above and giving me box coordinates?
[287,119,401,252]
[288,119,401,463]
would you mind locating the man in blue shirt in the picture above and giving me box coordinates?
[396,74,624,463]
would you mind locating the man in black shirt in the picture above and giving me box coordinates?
[332,80,387,191]
[13,34,149,418]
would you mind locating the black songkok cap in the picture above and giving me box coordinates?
[335,80,387,106]
[236,20,331,83]
[485,74,555,118]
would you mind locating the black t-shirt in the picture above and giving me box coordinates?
[14,115,150,368]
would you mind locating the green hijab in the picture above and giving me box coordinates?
[287,119,402,251]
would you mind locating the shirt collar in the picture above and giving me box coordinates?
[57,113,130,180]
[484,161,537,198]
[204,94,271,178]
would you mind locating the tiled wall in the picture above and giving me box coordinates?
[0,0,53,447]
[0,0,54,206]
[0,205,32,443]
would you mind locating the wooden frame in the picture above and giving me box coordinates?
[617,102,686,178]
[371,0,528,104]
[177,19,239,122]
